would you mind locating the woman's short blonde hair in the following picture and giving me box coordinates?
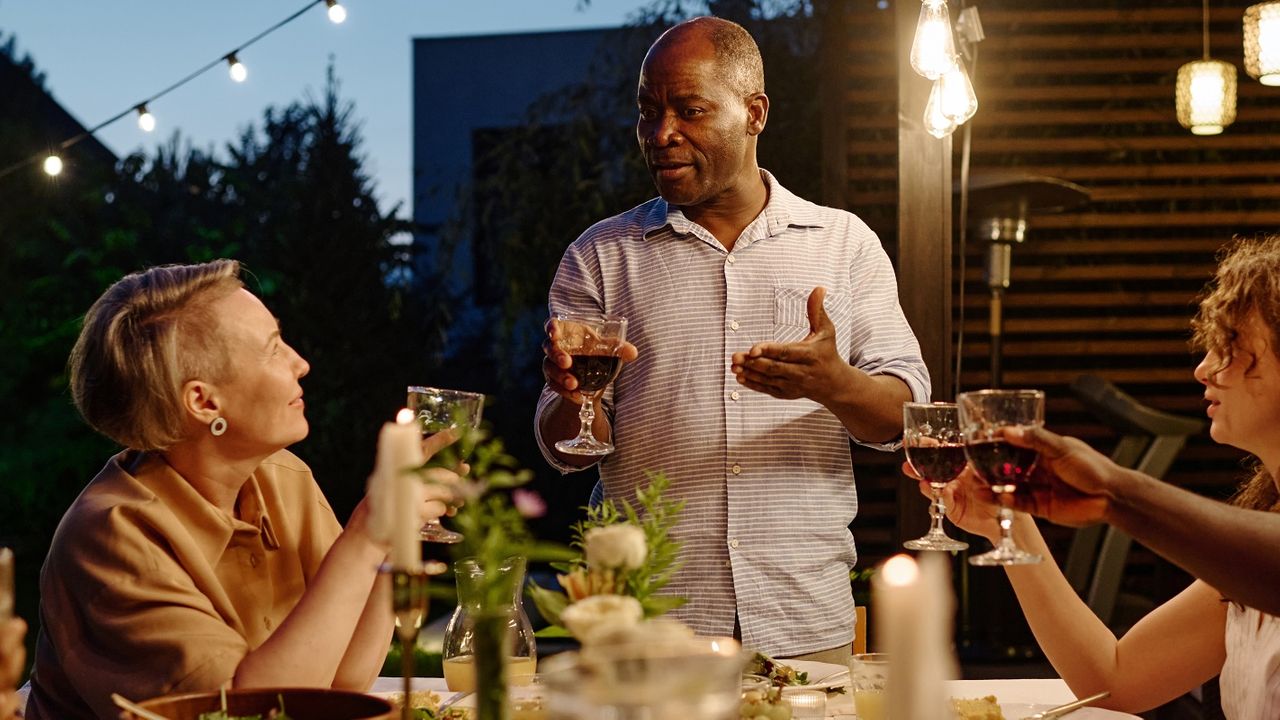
[68,259,244,450]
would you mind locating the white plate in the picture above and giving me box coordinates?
[1000,702,1140,719]
[776,659,850,692]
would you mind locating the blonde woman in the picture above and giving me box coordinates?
[27,260,459,720]
[914,235,1280,719]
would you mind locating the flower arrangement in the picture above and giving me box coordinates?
[414,425,572,720]
[528,473,686,644]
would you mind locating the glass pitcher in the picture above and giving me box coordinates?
[442,556,538,693]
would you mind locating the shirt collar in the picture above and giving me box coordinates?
[127,452,282,568]
[640,169,827,242]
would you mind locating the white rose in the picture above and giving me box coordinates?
[586,617,695,647]
[560,594,644,644]
[584,524,647,570]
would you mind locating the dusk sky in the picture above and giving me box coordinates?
[1,0,654,216]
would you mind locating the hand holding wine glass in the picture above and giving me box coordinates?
[407,386,484,543]
[902,402,969,552]
[958,389,1045,566]
[546,313,629,456]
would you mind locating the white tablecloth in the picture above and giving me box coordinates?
[370,676,1104,719]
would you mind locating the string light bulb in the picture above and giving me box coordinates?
[938,63,978,124]
[924,80,959,138]
[326,0,347,24]
[910,0,958,80]
[226,53,248,83]
[1244,1,1280,85]
[135,104,156,132]
[43,155,63,176]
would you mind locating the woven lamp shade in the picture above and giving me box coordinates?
[1245,2,1280,85]
[1176,59,1238,135]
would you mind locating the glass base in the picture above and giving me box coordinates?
[555,434,614,456]
[968,542,1042,566]
[420,522,464,544]
[904,532,969,552]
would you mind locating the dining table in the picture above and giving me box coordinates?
[369,675,1141,719]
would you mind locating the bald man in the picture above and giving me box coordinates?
[535,17,929,662]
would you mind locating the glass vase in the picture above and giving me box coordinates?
[442,556,537,720]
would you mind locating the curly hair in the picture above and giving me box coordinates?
[68,260,244,451]
[1190,234,1280,511]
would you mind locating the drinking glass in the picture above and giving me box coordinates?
[902,402,969,552]
[958,389,1045,566]
[407,385,484,543]
[849,652,889,720]
[551,313,628,456]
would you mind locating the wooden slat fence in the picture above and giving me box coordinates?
[841,1,1279,606]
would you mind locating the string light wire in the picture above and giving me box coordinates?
[2,0,335,182]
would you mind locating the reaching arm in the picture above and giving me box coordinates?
[907,464,1227,712]
[1006,425,1280,615]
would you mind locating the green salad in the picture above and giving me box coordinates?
[745,652,809,687]
[196,689,293,720]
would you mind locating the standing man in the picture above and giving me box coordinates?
[535,16,930,663]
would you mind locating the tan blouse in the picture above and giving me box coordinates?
[26,449,342,720]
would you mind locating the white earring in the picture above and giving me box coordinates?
[210,417,228,437]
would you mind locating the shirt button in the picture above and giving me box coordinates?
[726,255,736,265]
[249,553,260,568]
[729,320,740,331]
[730,390,741,401]
[731,463,742,475]
[728,538,740,549]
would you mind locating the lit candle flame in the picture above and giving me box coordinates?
[882,554,920,586]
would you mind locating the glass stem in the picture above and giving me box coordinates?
[577,397,595,439]
[997,500,1015,548]
[928,485,948,536]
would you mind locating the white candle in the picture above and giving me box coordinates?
[368,409,425,571]
[873,553,956,720]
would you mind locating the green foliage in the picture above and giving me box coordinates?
[529,473,686,628]
[572,472,685,612]
[421,425,574,613]
[0,57,448,660]
[380,642,443,679]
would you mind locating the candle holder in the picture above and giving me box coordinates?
[388,564,441,720]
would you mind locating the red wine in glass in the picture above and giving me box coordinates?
[568,354,622,396]
[964,439,1040,491]
[553,313,628,456]
[904,443,967,485]
[958,388,1045,566]
[902,402,969,552]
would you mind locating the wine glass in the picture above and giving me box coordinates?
[958,389,1045,566]
[407,385,484,543]
[902,402,969,552]
[551,313,628,456]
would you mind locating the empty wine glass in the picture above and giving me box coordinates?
[407,385,484,543]
[551,313,627,456]
[902,402,969,552]
[958,389,1045,566]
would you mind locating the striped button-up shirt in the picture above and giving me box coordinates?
[535,171,930,656]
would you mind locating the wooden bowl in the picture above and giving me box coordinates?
[126,687,395,720]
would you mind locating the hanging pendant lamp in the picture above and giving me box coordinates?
[1176,0,1237,135]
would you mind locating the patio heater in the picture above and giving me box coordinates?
[966,174,1090,387]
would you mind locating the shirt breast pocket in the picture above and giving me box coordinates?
[773,286,855,356]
